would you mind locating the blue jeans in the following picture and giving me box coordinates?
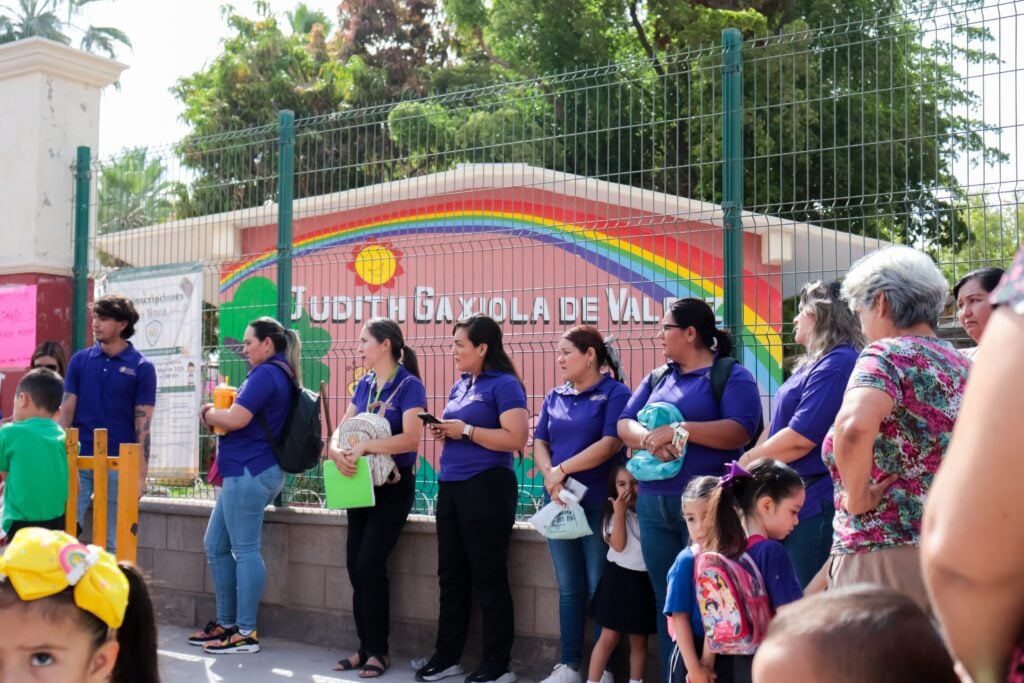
[546,504,607,666]
[783,496,836,587]
[636,493,689,683]
[204,465,285,631]
[77,470,119,552]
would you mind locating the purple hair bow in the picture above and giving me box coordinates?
[719,461,752,489]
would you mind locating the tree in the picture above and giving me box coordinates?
[0,0,130,58]
[97,147,182,233]
[171,0,1003,251]
[287,1,332,36]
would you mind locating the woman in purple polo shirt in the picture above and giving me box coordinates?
[739,280,864,586]
[330,318,427,677]
[415,315,529,683]
[533,326,631,683]
[191,316,297,655]
[617,298,762,683]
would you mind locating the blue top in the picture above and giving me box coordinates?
[219,353,292,477]
[440,370,528,481]
[65,343,157,456]
[768,345,858,520]
[619,360,763,496]
[351,366,428,469]
[747,536,803,610]
[534,375,631,506]
[664,545,704,639]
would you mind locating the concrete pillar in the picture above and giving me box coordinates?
[0,37,126,412]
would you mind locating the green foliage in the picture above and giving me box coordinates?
[935,194,1022,282]
[217,277,333,389]
[0,0,130,57]
[97,147,183,232]
[168,0,1004,251]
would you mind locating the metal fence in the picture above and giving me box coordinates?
[79,1,1023,516]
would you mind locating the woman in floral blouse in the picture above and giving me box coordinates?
[819,246,970,611]
[924,246,1024,683]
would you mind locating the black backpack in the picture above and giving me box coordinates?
[257,359,324,474]
[647,356,764,451]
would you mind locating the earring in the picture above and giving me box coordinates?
[587,360,593,369]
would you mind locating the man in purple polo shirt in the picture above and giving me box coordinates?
[60,294,156,552]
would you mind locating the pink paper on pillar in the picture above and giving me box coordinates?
[0,285,38,368]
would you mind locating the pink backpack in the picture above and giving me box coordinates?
[695,541,772,655]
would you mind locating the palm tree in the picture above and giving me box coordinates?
[0,0,130,58]
[286,1,332,36]
[98,147,182,233]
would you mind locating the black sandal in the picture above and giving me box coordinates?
[359,655,390,678]
[335,650,367,671]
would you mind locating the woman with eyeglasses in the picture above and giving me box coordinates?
[30,341,68,377]
[739,281,865,586]
[616,298,763,683]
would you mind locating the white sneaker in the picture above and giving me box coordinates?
[540,664,582,683]
[600,670,613,683]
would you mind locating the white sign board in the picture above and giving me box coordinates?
[99,263,204,480]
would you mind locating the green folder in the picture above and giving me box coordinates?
[324,458,376,509]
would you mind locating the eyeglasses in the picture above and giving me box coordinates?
[32,364,59,371]
[660,324,682,331]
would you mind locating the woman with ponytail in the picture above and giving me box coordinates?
[329,318,427,676]
[533,326,632,683]
[617,298,763,683]
[0,527,160,683]
[192,316,297,654]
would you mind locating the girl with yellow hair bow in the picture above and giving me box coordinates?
[0,527,160,682]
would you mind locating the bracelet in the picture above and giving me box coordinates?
[554,463,569,477]
[201,406,212,423]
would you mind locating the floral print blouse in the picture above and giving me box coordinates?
[822,336,970,554]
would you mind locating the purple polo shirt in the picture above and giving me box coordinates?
[534,374,631,506]
[219,353,292,477]
[439,370,528,482]
[768,344,858,520]
[620,359,762,496]
[351,366,427,469]
[747,536,803,610]
[65,342,157,457]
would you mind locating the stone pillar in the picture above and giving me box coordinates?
[0,37,126,413]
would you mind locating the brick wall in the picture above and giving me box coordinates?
[138,498,566,677]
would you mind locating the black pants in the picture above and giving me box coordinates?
[347,466,415,657]
[5,514,66,542]
[434,467,518,668]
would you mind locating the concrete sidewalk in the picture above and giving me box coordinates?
[158,624,537,683]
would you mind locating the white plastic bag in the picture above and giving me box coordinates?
[529,489,593,540]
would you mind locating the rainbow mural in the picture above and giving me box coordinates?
[220,203,784,396]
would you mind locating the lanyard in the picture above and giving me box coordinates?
[370,367,399,409]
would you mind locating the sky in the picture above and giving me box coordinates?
[83,0,341,155]
[79,0,1023,195]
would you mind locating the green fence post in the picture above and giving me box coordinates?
[277,110,295,327]
[275,110,295,507]
[722,28,745,354]
[72,146,91,352]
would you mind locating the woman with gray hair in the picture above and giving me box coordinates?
[816,246,969,611]
[740,280,865,586]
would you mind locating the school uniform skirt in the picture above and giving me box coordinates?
[590,561,657,635]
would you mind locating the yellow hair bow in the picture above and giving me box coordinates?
[0,528,129,629]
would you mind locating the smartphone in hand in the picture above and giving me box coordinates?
[418,412,442,425]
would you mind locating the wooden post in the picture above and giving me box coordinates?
[112,443,140,563]
[65,428,80,535]
[63,427,140,562]
[92,429,108,550]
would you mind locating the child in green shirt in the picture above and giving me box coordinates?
[0,368,68,542]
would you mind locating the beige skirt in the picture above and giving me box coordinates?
[827,545,931,615]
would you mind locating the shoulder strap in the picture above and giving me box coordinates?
[648,364,671,392]
[375,375,414,415]
[257,359,299,450]
[709,355,738,405]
